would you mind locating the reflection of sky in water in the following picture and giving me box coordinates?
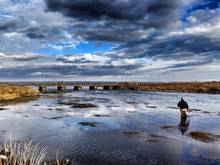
[0,91,220,164]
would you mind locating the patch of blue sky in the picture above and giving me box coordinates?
[36,41,118,56]
[180,0,220,25]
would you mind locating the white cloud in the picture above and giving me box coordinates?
[0,0,219,81]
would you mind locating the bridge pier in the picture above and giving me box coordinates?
[57,85,65,91]
[112,85,120,90]
[39,86,47,92]
[74,85,82,90]
[89,86,97,90]
[103,85,111,90]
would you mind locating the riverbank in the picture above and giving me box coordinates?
[0,85,40,101]
[119,81,220,94]
[1,81,220,94]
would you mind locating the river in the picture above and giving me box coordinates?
[0,90,220,165]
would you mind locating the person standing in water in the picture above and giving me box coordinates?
[177,97,189,118]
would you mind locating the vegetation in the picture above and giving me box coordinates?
[1,81,220,94]
[118,81,220,94]
[0,138,71,165]
[0,85,40,101]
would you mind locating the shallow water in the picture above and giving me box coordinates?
[0,90,220,165]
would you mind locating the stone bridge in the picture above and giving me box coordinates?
[31,82,128,92]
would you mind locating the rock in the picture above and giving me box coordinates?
[150,134,164,138]
[106,105,120,108]
[57,102,73,106]
[190,109,202,112]
[202,111,211,114]
[128,111,136,113]
[123,130,141,136]
[49,116,63,120]
[55,108,64,111]
[189,131,220,142]
[0,108,7,111]
[78,122,99,127]
[93,114,110,117]
[160,125,177,130]
[147,105,157,108]
[127,102,138,105]
[148,139,160,143]
[167,106,179,109]
[71,103,98,108]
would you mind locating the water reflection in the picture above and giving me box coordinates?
[0,91,220,165]
[178,115,190,135]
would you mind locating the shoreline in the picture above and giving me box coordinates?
[0,85,40,102]
[1,81,220,94]
[115,81,220,94]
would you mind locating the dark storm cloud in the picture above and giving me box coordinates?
[45,0,141,20]
[146,35,220,59]
[45,0,181,35]
[43,0,184,44]
[77,27,145,42]
[45,0,180,21]
[108,33,220,62]
[0,19,17,31]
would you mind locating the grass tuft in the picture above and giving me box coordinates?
[0,137,71,165]
[0,85,40,101]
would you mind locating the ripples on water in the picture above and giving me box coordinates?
[0,90,220,165]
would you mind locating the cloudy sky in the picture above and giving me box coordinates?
[0,0,220,82]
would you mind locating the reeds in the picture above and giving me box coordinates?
[0,85,39,101]
[0,137,70,165]
[118,81,220,93]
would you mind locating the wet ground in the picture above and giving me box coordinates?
[0,90,220,165]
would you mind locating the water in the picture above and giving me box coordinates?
[0,90,220,165]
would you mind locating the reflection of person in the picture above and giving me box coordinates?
[177,97,189,118]
[178,115,190,135]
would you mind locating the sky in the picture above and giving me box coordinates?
[0,0,220,82]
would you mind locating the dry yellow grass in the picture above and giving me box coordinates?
[0,138,71,165]
[0,85,40,101]
[118,81,220,93]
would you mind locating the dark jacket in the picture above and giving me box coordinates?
[177,100,189,109]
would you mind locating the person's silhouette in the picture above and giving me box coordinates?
[177,97,189,118]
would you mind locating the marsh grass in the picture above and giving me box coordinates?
[0,85,39,101]
[0,137,70,165]
[118,81,220,93]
